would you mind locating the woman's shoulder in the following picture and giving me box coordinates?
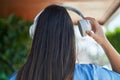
[9,72,17,80]
[74,64,96,80]
[74,64,120,80]
[9,64,120,80]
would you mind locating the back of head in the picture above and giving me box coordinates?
[16,5,76,80]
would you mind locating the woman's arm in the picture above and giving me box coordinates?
[85,17,120,73]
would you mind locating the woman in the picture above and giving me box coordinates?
[9,4,120,80]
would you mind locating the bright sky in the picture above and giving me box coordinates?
[107,14,120,31]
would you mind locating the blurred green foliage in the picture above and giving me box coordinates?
[0,15,32,80]
[106,27,120,54]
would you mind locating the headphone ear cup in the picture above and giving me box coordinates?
[29,23,36,38]
[29,11,43,38]
[78,20,91,37]
[78,21,83,36]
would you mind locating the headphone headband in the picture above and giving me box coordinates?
[61,5,85,19]
[29,5,88,38]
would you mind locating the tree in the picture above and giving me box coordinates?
[106,27,120,54]
[0,15,32,80]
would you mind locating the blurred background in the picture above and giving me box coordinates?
[0,0,120,80]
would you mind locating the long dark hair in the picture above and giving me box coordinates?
[16,4,76,80]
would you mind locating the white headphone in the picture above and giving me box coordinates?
[29,11,43,38]
[29,5,91,38]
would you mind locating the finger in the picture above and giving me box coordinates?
[84,17,96,24]
[84,17,96,32]
[86,30,97,40]
[84,17,100,32]
[85,17,100,28]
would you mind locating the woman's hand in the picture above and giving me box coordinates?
[84,17,107,45]
[84,17,120,73]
